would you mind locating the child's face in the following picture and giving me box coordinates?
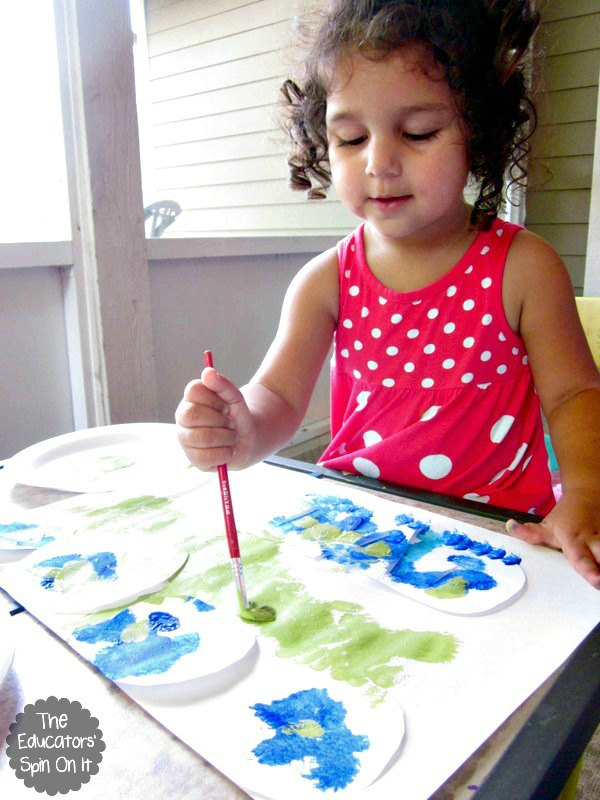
[325,43,470,243]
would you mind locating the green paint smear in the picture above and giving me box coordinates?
[239,600,276,623]
[121,620,148,642]
[98,455,134,473]
[362,541,391,557]
[283,719,325,739]
[70,495,181,532]
[70,531,458,704]
[425,576,469,599]
[231,536,457,702]
[47,561,88,591]
[299,520,361,545]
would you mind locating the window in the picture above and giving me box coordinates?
[0,1,70,244]
[138,0,355,237]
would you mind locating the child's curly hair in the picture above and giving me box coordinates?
[280,0,539,230]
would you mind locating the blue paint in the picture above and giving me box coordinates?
[147,611,180,633]
[273,506,322,524]
[185,596,215,613]
[36,550,117,586]
[353,530,390,547]
[37,553,83,568]
[390,532,497,591]
[271,495,410,572]
[271,495,378,537]
[87,551,117,580]
[447,555,486,570]
[470,541,493,556]
[440,531,472,550]
[73,607,200,680]
[251,688,369,791]
[16,535,54,547]
[320,542,380,569]
[0,522,38,533]
[271,494,521,598]
[0,522,53,547]
[92,633,199,680]
[74,609,135,644]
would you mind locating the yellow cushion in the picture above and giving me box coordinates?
[575,297,600,368]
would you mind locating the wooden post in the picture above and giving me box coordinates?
[54,0,157,426]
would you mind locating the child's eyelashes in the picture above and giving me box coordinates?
[333,130,441,147]
[336,135,368,147]
[404,129,441,142]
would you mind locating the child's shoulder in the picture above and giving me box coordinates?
[508,226,564,269]
[503,226,576,331]
[294,245,339,287]
[285,245,340,319]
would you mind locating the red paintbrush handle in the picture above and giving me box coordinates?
[216,465,241,559]
[204,350,241,559]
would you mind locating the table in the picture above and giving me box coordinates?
[1,457,598,800]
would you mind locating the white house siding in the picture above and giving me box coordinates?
[144,0,356,236]
[526,0,600,294]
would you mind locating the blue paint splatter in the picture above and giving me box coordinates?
[73,607,199,680]
[185,596,216,613]
[389,528,497,591]
[37,553,84,569]
[74,609,135,644]
[0,522,38,534]
[270,494,521,596]
[0,521,54,548]
[251,688,369,791]
[147,611,180,633]
[271,495,377,536]
[271,495,409,571]
[37,551,117,577]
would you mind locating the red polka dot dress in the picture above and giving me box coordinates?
[319,218,555,516]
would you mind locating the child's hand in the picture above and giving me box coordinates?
[175,367,256,471]
[506,488,600,589]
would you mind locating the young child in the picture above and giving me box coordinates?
[176,0,600,589]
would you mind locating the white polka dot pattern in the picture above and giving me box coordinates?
[334,222,529,392]
[322,219,553,513]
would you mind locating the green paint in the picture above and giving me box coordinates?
[71,496,181,532]
[299,520,360,545]
[121,620,148,642]
[283,719,324,739]
[239,600,277,623]
[231,535,458,702]
[98,455,134,473]
[425,576,469,599]
[362,541,391,557]
[65,527,457,703]
[48,561,88,591]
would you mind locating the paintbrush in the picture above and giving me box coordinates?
[203,350,275,623]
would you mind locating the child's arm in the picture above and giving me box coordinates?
[175,247,339,470]
[502,231,600,588]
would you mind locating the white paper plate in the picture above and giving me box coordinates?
[218,672,404,800]
[64,599,257,687]
[0,611,16,687]
[16,532,188,614]
[6,423,207,494]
